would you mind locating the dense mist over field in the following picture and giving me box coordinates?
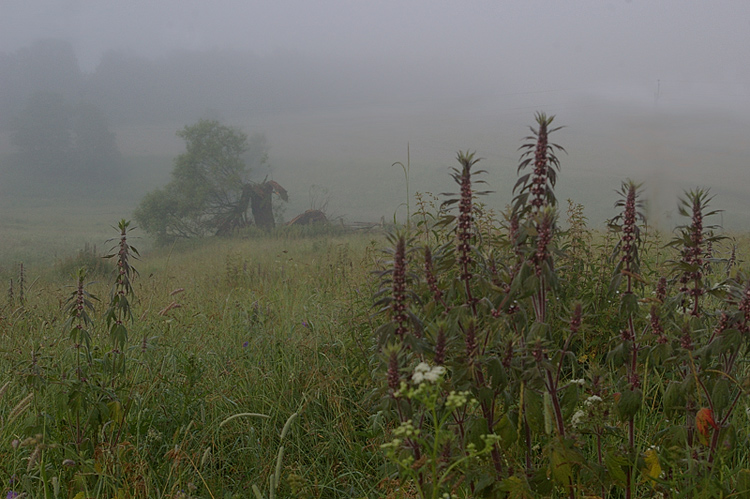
[1,1,749,238]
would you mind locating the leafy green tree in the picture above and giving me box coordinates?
[135,119,285,243]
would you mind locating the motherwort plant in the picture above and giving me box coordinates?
[372,113,750,498]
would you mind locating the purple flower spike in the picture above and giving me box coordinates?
[242,341,249,348]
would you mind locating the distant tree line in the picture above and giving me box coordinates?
[0,38,450,130]
[9,92,121,181]
[0,37,454,196]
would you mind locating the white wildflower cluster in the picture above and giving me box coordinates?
[571,395,605,429]
[412,362,445,384]
[584,395,603,406]
[570,378,586,386]
[571,409,587,428]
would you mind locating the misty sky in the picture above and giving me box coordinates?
[3,0,749,108]
[2,0,750,229]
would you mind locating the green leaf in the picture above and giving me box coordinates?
[543,392,554,435]
[524,388,544,434]
[110,323,128,348]
[711,378,732,414]
[736,469,750,499]
[496,412,518,449]
[497,475,534,498]
[605,450,629,484]
[560,385,580,419]
[606,343,627,367]
[619,292,640,317]
[467,417,490,450]
[529,468,555,495]
[549,438,576,486]
[650,342,671,365]
[663,382,685,417]
[108,400,124,425]
[528,321,549,341]
[487,357,507,390]
[616,388,642,420]
[477,387,495,406]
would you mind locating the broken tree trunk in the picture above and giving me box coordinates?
[249,180,288,231]
[214,180,288,235]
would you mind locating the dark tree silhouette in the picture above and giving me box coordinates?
[135,119,286,243]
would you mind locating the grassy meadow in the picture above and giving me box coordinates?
[1,225,390,498]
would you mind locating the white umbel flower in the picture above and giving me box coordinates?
[571,409,586,428]
[412,362,445,384]
[584,395,603,406]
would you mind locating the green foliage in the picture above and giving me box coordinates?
[135,119,288,243]
[372,114,750,499]
[135,119,253,242]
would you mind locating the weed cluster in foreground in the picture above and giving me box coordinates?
[373,113,750,498]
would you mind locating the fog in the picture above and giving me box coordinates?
[1,0,750,232]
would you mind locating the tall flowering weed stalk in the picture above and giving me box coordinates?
[104,219,139,382]
[506,115,587,499]
[62,267,101,449]
[19,262,25,307]
[373,231,424,469]
[63,267,99,380]
[513,112,564,215]
[607,180,646,499]
[510,113,564,330]
[371,112,749,497]
[374,231,420,345]
[650,188,750,494]
[669,189,725,317]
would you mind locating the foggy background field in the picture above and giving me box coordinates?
[1,0,749,265]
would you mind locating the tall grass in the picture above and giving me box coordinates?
[0,229,384,498]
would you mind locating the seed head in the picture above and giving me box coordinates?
[434,326,446,365]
